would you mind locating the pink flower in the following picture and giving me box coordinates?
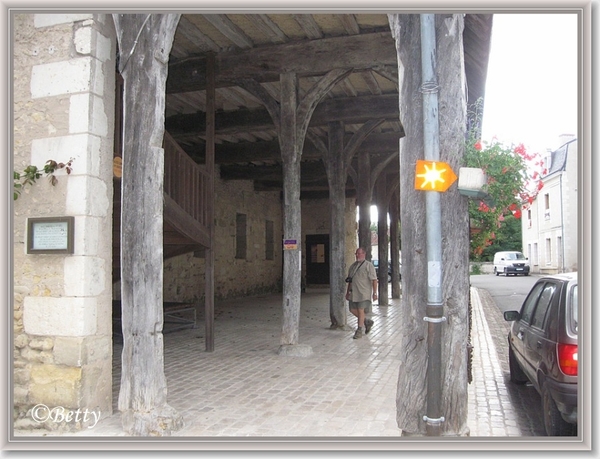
[513,143,526,156]
[474,141,482,151]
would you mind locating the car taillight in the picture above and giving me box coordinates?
[557,343,578,376]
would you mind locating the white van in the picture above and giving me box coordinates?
[493,251,530,276]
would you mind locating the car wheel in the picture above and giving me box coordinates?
[494,267,499,276]
[508,346,528,384]
[542,384,576,436]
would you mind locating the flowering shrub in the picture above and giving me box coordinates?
[465,102,546,259]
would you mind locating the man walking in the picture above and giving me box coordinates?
[345,248,378,339]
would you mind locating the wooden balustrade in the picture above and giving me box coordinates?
[163,131,210,230]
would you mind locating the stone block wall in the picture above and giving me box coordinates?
[163,185,358,303]
[12,13,115,432]
[163,175,284,303]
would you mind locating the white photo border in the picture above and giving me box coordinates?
[3,0,595,454]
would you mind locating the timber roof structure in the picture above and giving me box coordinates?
[161,12,493,198]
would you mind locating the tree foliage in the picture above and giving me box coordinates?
[465,100,546,260]
[478,213,523,261]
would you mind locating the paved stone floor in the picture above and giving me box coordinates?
[12,284,553,444]
[474,288,547,437]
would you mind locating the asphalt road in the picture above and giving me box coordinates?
[470,273,547,436]
[470,272,539,313]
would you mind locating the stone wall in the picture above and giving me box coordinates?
[12,13,115,432]
[162,188,358,303]
[163,174,284,303]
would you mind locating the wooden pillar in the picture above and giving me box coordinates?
[377,175,389,305]
[357,149,372,258]
[311,119,384,329]
[236,69,351,354]
[325,121,348,329]
[204,52,215,352]
[389,188,401,298]
[389,13,470,436]
[113,13,183,436]
[278,72,304,350]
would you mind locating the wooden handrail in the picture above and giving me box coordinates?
[163,131,210,229]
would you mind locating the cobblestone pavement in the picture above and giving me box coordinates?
[475,288,546,436]
[12,286,548,442]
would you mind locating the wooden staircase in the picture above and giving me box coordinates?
[112,132,212,282]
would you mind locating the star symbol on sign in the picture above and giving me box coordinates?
[414,160,458,192]
[417,161,447,189]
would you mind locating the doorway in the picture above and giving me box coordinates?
[305,234,330,285]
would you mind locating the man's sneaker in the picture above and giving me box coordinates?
[365,319,374,334]
[353,328,363,339]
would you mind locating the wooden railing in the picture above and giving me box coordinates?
[163,131,210,230]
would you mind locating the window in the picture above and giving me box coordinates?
[544,193,550,219]
[235,213,247,259]
[568,284,578,333]
[545,238,552,265]
[520,282,545,324]
[531,282,556,329]
[527,209,532,228]
[265,220,274,260]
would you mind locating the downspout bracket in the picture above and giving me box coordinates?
[423,415,445,425]
[423,316,447,323]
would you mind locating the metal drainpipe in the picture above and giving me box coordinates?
[420,13,445,436]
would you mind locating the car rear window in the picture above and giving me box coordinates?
[568,284,578,334]
[530,282,556,329]
[520,282,545,324]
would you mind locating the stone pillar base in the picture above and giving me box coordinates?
[121,404,184,436]
[277,344,313,357]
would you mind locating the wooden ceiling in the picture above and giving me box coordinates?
[162,13,493,198]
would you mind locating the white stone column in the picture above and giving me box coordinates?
[14,14,116,431]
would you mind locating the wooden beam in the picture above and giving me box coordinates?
[182,131,402,165]
[164,195,211,247]
[166,32,397,93]
[246,14,287,43]
[338,14,360,35]
[165,93,401,136]
[163,244,202,260]
[176,16,220,52]
[203,14,254,49]
[292,14,323,39]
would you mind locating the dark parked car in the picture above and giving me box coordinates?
[503,272,578,436]
[373,260,400,283]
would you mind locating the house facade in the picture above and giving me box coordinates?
[522,135,578,274]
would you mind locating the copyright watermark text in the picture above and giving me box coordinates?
[30,404,101,429]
